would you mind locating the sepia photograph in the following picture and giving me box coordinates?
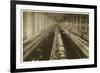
[23,11,89,62]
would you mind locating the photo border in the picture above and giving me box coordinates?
[10,0,97,72]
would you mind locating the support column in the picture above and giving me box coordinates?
[34,12,39,36]
[75,15,78,31]
[23,12,27,40]
[79,16,82,32]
